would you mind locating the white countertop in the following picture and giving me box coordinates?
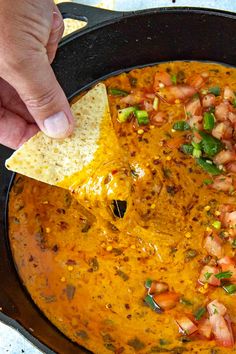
[1,1,236,353]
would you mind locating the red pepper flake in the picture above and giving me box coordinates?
[66,259,76,266]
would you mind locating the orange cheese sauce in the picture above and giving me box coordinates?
[8,62,236,354]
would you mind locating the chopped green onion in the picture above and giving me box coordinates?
[159,339,170,346]
[208,86,220,96]
[145,279,152,289]
[117,106,136,123]
[108,88,129,96]
[180,298,193,306]
[223,284,236,294]
[203,179,213,185]
[196,158,221,175]
[194,307,206,321]
[199,131,223,157]
[203,112,215,131]
[153,97,159,110]
[144,294,162,313]
[215,271,233,280]
[135,110,149,125]
[204,272,213,280]
[233,98,236,108]
[232,239,236,248]
[172,121,190,131]
[192,141,201,150]
[171,74,177,85]
[212,220,221,229]
[193,148,202,158]
[181,144,194,155]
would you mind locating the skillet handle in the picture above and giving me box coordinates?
[57,2,124,32]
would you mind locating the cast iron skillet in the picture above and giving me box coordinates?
[1,3,236,353]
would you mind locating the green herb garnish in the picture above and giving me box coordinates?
[193,148,202,158]
[173,121,190,131]
[180,298,193,306]
[135,110,149,125]
[159,339,170,346]
[171,74,177,85]
[208,86,220,96]
[181,144,194,155]
[204,272,213,280]
[232,239,236,248]
[196,158,221,175]
[108,88,129,96]
[194,307,206,320]
[199,131,223,157]
[145,279,152,289]
[117,106,136,123]
[203,179,213,185]
[203,112,215,131]
[215,271,233,280]
[223,284,236,294]
[144,294,162,313]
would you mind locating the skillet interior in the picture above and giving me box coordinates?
[1,5,236,354]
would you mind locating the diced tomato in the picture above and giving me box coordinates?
[219,204,235,214]
[187,115,203,130]
[223,86,235,102]
[202,94,216,108]
[213,150,236,165]
[228,111,236,124]
[198,318,212,339]
[223,211,236,232]
[225,314,235,346]
[218,256,234,266]
[157,85,196,103]
[187,72,209,89]
[207,300,227,316]
[209,314,234,348]
[185,97,202,116]
[219,205,236,235]
[198,265,221,286]
[211,175,234,193]
[215,102,230,122]
[120,90,146,105]
[222,140,234,151]
[218,256,236,283]
[153,71,172,91]
[212,122,233,140]
[149,281,169,295]
[176,316,198,335]
[150,111,166,126]
[204,234,223,258]
[143,99,154,112]
[153,292,179,310]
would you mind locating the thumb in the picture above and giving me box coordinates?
[6,55,74,139]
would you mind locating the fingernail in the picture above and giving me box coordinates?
[44,111,70,138]
[52,11,62,30]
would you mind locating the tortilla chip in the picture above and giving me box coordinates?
[5,83,131,203]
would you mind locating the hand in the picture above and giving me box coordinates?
[0,0,74,149]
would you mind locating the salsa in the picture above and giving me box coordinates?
[8,61,236,353]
